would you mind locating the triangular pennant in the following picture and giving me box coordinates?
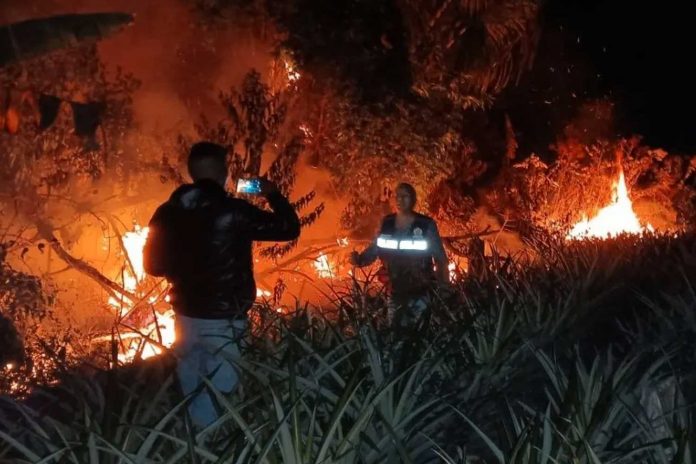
[71,101,103,137]
[38,94,62,130]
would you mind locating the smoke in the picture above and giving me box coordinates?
[2,0,352,306]
[1,0,275,137]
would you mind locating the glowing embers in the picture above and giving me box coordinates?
[448,261,457,282]
[256,288,272,298]
[377,235,428,251]
[567,170,653,240]
[314,253,335,279]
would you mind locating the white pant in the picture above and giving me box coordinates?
[174,315,247,428]
[388,295,430,327]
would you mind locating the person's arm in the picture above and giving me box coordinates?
[351,240,379,267]
[428,221,449,283]
[239,179,301,242]
[143,204,173,277]
[350,219,385,267]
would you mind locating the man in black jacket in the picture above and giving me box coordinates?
[143,142,300,428]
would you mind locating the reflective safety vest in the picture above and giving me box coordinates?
[375,214,436,297]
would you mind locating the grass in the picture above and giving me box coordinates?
[1,233,696,463]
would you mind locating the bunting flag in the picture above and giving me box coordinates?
[70,101,103,137]
[38,94,61,130]
[2,90,104,149]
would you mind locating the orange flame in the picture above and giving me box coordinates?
[284,58,301,85]
[122,226,148,284]
[257,288,272,298]
[102,225,281,363]
[567,170,653,240]
[100,225,176,363]
[448,262,457,282]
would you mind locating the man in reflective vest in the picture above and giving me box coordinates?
[350,183,449,326]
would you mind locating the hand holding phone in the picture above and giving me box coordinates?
[237,177,280,196]
[236,178,262,195]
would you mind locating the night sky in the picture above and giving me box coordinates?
[503,0,696,157]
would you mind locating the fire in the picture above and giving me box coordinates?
[448,262,457,282]
[122,226,148,288]
[257,288,272,298]
[567,170,653,240]
[299,123,313,139]
[101,225,176,363]
[101,226,282,364]
[314,253,334,279]
[284,57,301,85]
[118,309,176,363]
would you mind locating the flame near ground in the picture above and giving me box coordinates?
[99,229,464,364]
[94,226,176,363]
[567,170,654,240]
[83,167,651,364]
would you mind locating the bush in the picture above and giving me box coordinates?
[2,233,696,463]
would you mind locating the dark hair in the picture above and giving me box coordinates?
[396,182,417,203]
[187,142,227,180]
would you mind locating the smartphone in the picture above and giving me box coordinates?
[236,178,262,194]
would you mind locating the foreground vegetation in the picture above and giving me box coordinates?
[1,233,696,463]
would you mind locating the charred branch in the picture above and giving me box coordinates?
[34,219,135,301]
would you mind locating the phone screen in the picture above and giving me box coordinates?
[236,178,261,194]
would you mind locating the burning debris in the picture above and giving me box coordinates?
[313,253,335,279]
[3,1,696,461]
[284,57,301,85]
[448,261,458,282]
[96,225,176,363]
[257,288,272,298]
[0,0,695,406]
[567,170,654,240]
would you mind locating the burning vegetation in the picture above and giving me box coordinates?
[566,169,653,240]
[1,0,696,462]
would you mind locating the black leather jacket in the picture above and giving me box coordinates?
[143,179,300,319]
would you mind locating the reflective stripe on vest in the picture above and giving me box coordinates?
[376,235,428,251]
[398,239,428,250]
[377,236,399,249]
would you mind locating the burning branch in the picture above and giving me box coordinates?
[106,215,138,279]
[34,219,136,301]
[257,243,340,278]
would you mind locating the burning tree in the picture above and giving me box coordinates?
[174,69,324,258]
[487,132,696,239]
[265,0,540,239]
[0,43,140,248]
[0,43,152,386]
[0,239,71,394]
[189,0,541,239]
